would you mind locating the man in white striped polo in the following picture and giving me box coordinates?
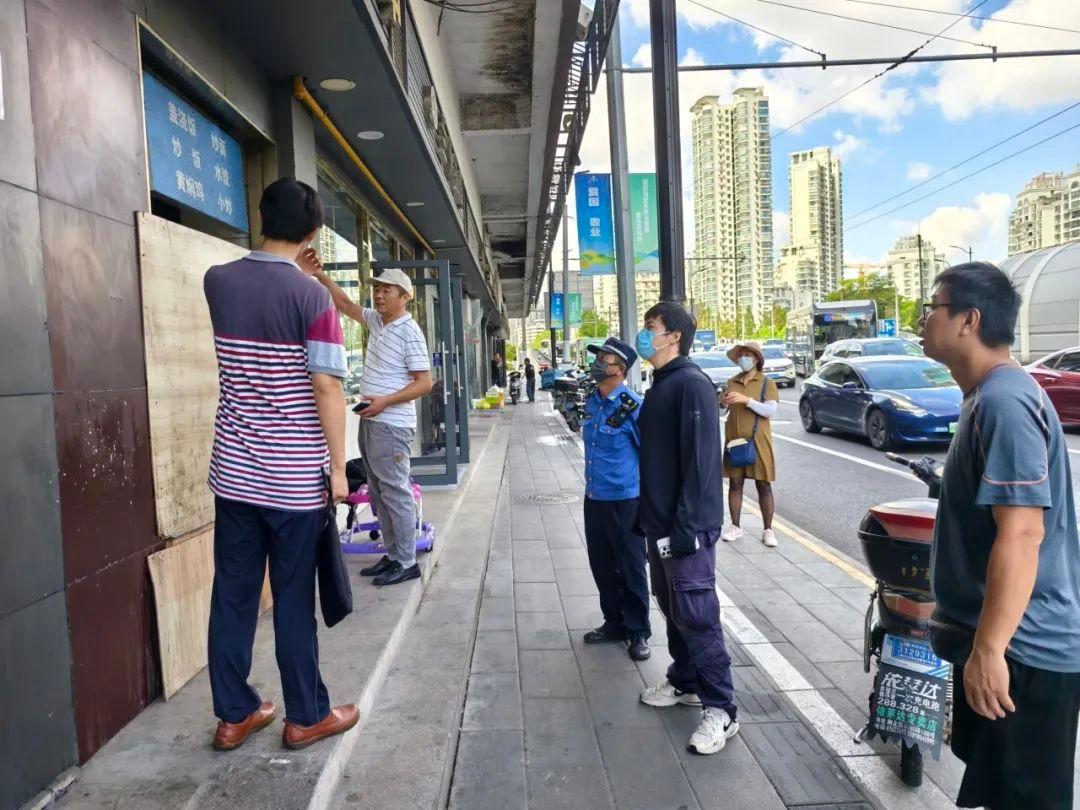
[304,263,433,586]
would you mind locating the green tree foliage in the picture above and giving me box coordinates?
[577,309,610,338]
[825,275,921,333]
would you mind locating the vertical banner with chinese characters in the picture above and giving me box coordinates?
[574,172,615,276]
[629,173,660,273]
[549,293,583,326]
[142,72,249,232]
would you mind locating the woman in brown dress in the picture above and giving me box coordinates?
[720,341,779,548]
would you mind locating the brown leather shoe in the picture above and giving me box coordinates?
[282,704,360,750]
[213,701,277,751]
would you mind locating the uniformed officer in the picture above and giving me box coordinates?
[581,337,650,661]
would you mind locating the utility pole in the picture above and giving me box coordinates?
[562,205,571,365]
[605,14,640,389]
[649,0,685,303]
[547,262,557,363]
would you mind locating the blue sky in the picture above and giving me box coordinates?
[570,0,1080,267]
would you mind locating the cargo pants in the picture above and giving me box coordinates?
[647,532,737,718]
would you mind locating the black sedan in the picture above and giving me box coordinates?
[799,357,962,451]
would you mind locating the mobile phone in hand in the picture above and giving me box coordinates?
[352,400,370,414]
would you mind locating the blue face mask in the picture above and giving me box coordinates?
[738,356,756,372]
[636,328,665,360]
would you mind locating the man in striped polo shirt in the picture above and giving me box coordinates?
[306,265,432,586]
[203,178,358,752]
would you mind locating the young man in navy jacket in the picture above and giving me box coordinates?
[634,301,738,756]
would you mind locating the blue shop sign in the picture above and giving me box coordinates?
[143,72,248,232]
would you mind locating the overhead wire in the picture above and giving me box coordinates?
[685,0,827,59]
[847,100,1080,222]
[846,119,1080,231]
[752,0,996,50]
[837,0,1080,37]
[770,0,993,139]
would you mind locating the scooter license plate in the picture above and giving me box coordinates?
[881,634,950,677]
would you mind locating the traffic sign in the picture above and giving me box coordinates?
[880,318,897,337]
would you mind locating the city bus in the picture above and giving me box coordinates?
[787,299,879,376]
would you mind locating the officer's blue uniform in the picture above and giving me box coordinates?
[582,382,650,640]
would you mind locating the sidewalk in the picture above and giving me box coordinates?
[444,399,950,810]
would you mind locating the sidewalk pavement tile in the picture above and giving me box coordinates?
[771,621,864,664]
[513,540,552,561]
[520,651,584,699]
[546,532,584,550]
[659,712,787,810]
[462,672,523,732]
[478,596,515,632]
[770,576,845,605]
[560,594,603,631]
[814,687,895,758]
[523,698,615,810]
[727,606,786,643]
[739,588,820,625]
[732,663,775,692]
[336,727,449,808]
[775,540,832,565]
[574,636,639,674]
[360,663,465,736]
[595,726,701,810]
[804,601,868,643]
[515,581,563,613]
[728,641,753,667]
[471,630,519,674]
[551,547,590,570]
[449,730,527,810]
[815,660,879,709]
[746,552,807,579]
[516,612,571,650]
[483,568,514,599]
[798,561,864,588]
[738,722,865,805]
[834,586,875,611]
[763,642,836,690]
[513,524,551,541]
[717,564,777,591]
[734,689,800,723]
[513,558,557,583]
[555,568,600,596]
[581,668,664,732]
[511,505,543,525]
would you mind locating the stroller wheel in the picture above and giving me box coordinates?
[369,530,380,541]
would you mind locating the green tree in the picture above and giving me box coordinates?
[532,329,562,350]
[577,308,610,338]
[504,344,518,363]
[825,276,921,333]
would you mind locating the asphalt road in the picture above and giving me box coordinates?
[743,381,1080,562]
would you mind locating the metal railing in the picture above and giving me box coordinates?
[529,0,621,308]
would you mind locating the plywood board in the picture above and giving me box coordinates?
[137,213,247,539]
[148,532,273,699]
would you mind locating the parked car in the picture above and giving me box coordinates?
[690,350,741,389]
[799,356,961,451]
[762,345,797,388]
[1027,346,1080,425]
[818,337,924,369]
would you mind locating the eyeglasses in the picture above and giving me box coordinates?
[921,302,951,319]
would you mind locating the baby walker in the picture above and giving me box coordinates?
[338,459,435,555]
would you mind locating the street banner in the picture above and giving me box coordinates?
[574,172,615,276]
[629,173,659,273]
[550,293,583,326]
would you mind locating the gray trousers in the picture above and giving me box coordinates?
[358,419,417,567]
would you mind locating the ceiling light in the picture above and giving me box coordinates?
[406,201,425,207]
[357,130,384,140]
[432,239,447,244]
[319,78,356,91]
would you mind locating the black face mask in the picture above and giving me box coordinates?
[590,359,614,383]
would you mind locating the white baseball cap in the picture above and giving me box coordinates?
[372,267,413,297]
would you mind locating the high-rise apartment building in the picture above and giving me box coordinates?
[592,273,662,335]
[780,147,843,300]
[1007,166,1080,255]
[885,235,946,302]
[690,88,774,324]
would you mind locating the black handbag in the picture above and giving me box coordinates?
[317,489,353,628]
[928,608,976,666]
[725,377,769,468]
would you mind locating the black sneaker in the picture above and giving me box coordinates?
[372,563,420,587]
[627,636,651,661]
[360,555,394,577]
[583,625,625,644]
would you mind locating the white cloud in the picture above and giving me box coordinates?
[773,211,791,250]
[631,44,651,69]
[900,192,1013,263]
[680,48,706,67]
[906,162,932,181]
[833,129,866,161]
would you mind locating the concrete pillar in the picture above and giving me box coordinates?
[272,80,317,186]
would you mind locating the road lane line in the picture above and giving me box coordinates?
[772,433,916,480]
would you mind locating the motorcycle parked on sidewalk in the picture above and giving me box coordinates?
[564,376,596,433]
[508,370,523,405]
[854,452,951,789]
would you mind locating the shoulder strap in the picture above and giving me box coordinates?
[748,376,768,437]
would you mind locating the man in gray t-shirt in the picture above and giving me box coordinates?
[924,262,1080,810]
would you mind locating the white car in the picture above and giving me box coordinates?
[762,345,797,388]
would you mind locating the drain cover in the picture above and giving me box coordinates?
[516,492,580,505]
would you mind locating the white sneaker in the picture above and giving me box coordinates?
[761,529,779,548]
[688,708,740,755]
[640,679,702,708]
[721,525,744,543]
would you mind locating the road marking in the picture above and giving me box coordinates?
[741,500,876,589]
[772,433,916,480]
[1069,448,1080,456]
[718,585,955,809]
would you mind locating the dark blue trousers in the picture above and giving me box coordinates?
[526,377,536,401]
[583,497,650,637]
[208,496,330,726]
[647,534,737,718]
